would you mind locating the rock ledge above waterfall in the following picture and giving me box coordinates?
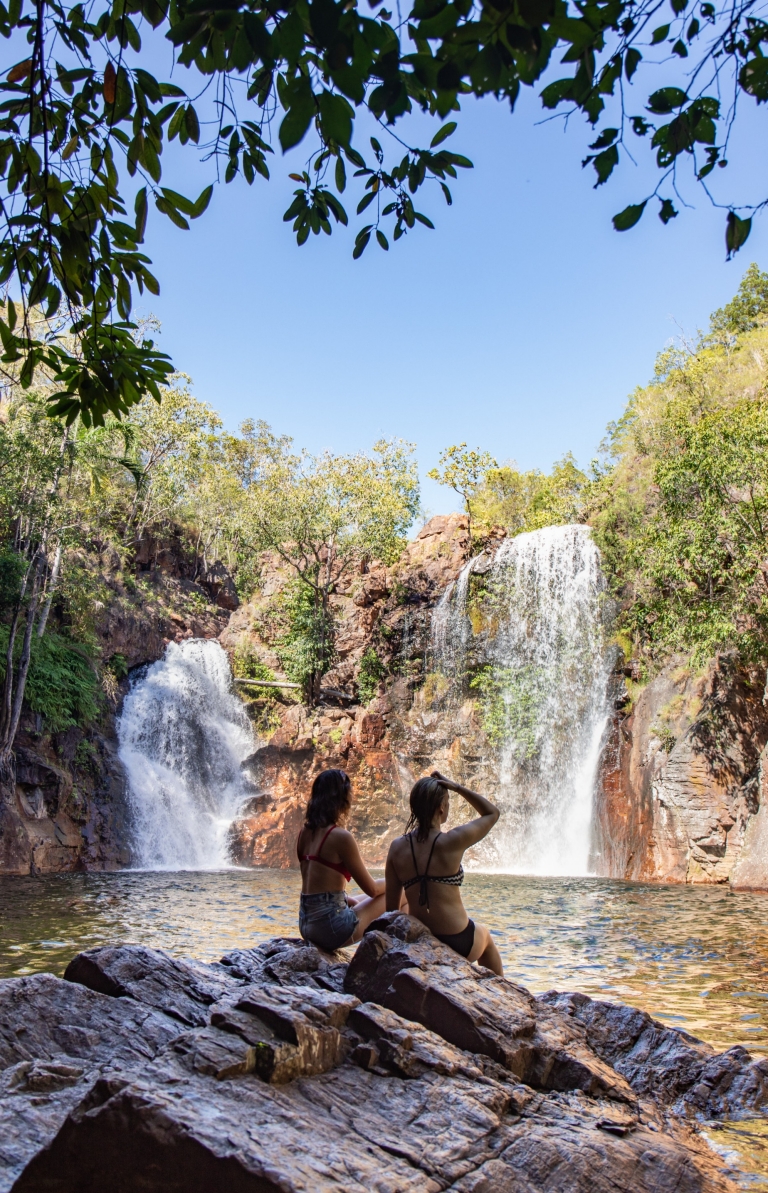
[1,915,765,1192]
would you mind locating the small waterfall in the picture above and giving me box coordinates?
[431,525,613,876]
[118,639,255,870]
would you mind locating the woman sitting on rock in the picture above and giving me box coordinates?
[385,771,504,975]
[297,768,387,952]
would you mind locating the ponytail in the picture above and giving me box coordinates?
[405,776,447,843]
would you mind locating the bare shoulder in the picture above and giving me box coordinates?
[387,834,408,858]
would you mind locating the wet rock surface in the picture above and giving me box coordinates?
[1,915,762,1191]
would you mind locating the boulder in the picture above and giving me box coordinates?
[0,929,752,1192]
[344,915,635,1102]
[540,989,768,1119]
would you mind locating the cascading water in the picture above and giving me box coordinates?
[117,639,256,870]
[431,524,613,876]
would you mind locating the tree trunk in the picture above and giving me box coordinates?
[36,540,61,638]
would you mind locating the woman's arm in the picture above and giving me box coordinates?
[433,771,500,848]
[336,830,384,898]
[385,846,404,912]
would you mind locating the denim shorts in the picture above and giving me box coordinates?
[299,892,358,952]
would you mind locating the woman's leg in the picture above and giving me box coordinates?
[467,921,504,975]
[349,892,387,942]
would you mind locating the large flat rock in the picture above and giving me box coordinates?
[0,920,755,1192]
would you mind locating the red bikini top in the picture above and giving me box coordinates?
[297,825,353,882]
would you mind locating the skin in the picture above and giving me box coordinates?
[298,802,387,944]
[385,771,504,976]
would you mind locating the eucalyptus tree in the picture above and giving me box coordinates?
[1,0,767,426]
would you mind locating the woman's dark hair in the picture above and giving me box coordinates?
[304,769,352,830]
[405,777,447,843]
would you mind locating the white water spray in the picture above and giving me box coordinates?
[432,525,612,876]
[118,639,255,869]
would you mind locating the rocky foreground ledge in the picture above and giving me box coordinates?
[1,916,767,1192]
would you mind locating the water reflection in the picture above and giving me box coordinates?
[2,871,767,1058]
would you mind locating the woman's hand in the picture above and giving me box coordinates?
[431,769,453,787]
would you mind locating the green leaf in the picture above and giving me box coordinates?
[589,144,619,186]
[651,23,670,43]
[430,121,457,148]
[613,201,647,231]
[185,106,201,143]
[740,56,768,103]
[191,184,213,217]
[589,127,618,150]
[658,198,678,223]
[318,91,353,147]
[134,187,148,240]
[625,48,641,80]
[279,76,316,151]
[647,87,688,114]
[353,226,372,258]
[376,229,389,250]
[335,155,346,192]
[725,211,752,259]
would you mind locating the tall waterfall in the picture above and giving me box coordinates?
[118,639,255,870]
[432,524,612,876]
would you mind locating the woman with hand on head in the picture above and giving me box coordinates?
[297,768,388,952]
[385,770,504,975]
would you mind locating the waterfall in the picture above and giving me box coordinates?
[431,524,612,876]
[117,639,256,870]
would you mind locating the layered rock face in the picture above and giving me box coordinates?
[2,915,763,1192]
[593,657,768,886]
[227,514,495,869]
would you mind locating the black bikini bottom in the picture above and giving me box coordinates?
[434,919,475,958]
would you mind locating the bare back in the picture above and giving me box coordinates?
[387,829,470,935]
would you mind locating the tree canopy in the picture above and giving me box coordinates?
[1,0,767,424]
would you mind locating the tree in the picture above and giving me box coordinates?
[427,443,497,539]
[2,0,768,427]
[0,390,113,787]
[710,263,768,335]
[246,435,419,698]
[472,453,588,534]
[588,275,768,668]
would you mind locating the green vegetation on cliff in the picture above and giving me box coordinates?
[0,375,419,753]
[589,266,768,668]
[435,264,768,674]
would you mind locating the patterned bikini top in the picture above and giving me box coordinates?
[402,832,464,908]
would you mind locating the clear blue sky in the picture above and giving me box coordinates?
[142,78,768,518]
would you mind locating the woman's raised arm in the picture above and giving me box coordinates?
[434,771,500,849]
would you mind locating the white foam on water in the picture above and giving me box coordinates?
[117,639,255,870]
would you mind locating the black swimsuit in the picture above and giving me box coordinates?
[402,833,475,959]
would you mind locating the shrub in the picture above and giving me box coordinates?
[357,647,386,704]
[0,629,101,731]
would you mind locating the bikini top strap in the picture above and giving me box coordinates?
[411,832,439,908]
[316,824,336,859]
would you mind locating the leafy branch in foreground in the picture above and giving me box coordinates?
[2,0,768,422]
